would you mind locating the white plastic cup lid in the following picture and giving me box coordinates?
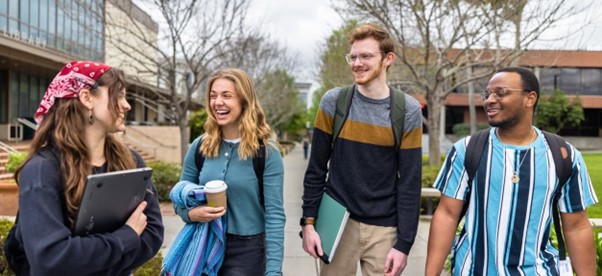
[204,180,227,193]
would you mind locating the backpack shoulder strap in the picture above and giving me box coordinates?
[390,88,406,151]
[194,137,204,172]
[464,129,490,184]
[542,131,572,261]
[253,143,266,209]
[460,129,490,223]
[542,131,572,188]
[332,86,354,146]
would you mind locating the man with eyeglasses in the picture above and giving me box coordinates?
[426,67,597,275]
[301,23,423,276]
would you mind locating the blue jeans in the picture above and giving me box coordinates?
[218,232,266,276]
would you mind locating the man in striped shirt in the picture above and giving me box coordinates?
[426,67,598,276]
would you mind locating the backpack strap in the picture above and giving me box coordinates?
[195,138,267,209]
[390,88,406,152]
[332,86,354,146]
[461,129,490,222]
[332,85,406,151]
[253,143,266,209]
[542,131,572,261]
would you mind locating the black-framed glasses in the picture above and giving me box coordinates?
[481,87,528,102]
[345,51,385,64]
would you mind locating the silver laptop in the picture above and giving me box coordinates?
[73,167,153,236]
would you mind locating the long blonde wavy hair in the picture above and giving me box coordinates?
[201,68,276,159]
[14,68,136,227]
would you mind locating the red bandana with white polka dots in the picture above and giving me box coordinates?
[34,61,112,124]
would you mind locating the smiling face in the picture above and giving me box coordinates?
[91,87,131,133]
[209,78,242,138]
[484,72,534,129]
[349,37,391,85]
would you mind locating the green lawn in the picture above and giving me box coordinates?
[583,153,602,218]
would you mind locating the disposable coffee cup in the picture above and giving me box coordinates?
[204,180,228,208]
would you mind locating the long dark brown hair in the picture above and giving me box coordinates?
[14,68,136,226]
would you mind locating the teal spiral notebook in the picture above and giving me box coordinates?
[315,193,350,264]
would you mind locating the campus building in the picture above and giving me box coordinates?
[428,50,602,138]
[0,0,173,142]
[0,0,185,169]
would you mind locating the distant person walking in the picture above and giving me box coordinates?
[301,23,423,276]
[302,137,310,159]
[426,67,598,275]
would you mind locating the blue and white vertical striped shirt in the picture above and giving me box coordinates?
[434,127,598,276]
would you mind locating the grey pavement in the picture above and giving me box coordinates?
[161,143,436,275]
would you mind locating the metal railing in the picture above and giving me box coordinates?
[126,126,176,148]
[0,141,18,154]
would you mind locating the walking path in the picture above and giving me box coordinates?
[160,143,435,275]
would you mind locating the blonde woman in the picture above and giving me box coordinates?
[174,68,285,275]
[5,61,164,275]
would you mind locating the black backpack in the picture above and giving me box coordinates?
[193,138,266,208]
[463,129,572,261]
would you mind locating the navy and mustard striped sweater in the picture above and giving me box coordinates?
[302,86,423,255]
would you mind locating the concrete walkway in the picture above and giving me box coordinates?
[160,143,435,275]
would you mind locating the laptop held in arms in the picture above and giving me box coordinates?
[73,167,153,236]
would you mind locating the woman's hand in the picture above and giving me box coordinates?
[126,201,148,236]
[188,205,226,223]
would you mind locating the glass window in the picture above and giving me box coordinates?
[580,69,601,96]
[0,14,7,30]
[19,0,29,37]
[0,0,7,15]
[57,5,64,50]
[19,74,30,117]
[10,72,18,120]
[0,70,8,123]
[30,0,39,28]
[539,67,561,94]
[8,0,18,19]
[558,68,580,95]
[48,0,55,35]
[38,0,50,31]
[29,76,39,115]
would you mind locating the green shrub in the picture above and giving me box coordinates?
[594,225,602,276]
[422,165,441,188]
[6,152,26,173]
[133,252,163,276]
[147,161,181,202]
[452,123,489,137]
[0,219,15,275]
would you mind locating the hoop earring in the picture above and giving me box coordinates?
[88,110,95,125]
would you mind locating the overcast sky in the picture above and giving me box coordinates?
[135,0,602,85]
[246,0,343,82]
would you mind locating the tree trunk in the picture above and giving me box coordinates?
[179,115,189,163]
[427,95,442,166]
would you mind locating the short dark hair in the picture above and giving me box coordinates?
[496,67,540,110]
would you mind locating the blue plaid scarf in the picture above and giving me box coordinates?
[161,181,226,276]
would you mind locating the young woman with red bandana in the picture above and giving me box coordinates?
[4,61,164,275]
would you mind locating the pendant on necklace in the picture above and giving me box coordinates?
[512,172,520,183]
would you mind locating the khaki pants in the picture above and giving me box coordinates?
[320,218,396,276]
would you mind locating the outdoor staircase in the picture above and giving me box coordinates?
[0,141,30,182]
[0,140,156,182]
[123,142,157,163]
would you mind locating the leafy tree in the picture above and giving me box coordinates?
[188,109,208,142]
[535,89,584,134]
[256,69,305,134]
[333,0,588,165]
[308,21,358,126]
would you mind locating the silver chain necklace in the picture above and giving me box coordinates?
[511,129,536,183]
